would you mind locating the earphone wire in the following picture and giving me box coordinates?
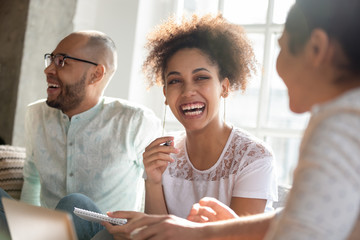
[162,80,168,136]
[223,97,226,122]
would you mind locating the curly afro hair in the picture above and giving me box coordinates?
[142,13,256,92]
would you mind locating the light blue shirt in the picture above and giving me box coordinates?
[21,97,161,213]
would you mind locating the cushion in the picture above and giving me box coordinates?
[0,145,26,199]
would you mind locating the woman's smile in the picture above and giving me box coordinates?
[180,102,206,117]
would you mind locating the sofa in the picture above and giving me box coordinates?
[0,145,26,199]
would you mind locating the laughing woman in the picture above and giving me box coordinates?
[141,14,278,220]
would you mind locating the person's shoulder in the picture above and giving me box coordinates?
[309,87,360,132]
[231,127,262,144]
[25,99,60,124]
[101,97,159,119]
[313,87,360,117]
[27,99,54,113]
[103,97,149,110]
[27,99,46,108]
[230,127,274,157]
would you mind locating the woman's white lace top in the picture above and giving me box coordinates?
[162,127,278,218]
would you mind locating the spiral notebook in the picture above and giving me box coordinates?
[2,197,78,240]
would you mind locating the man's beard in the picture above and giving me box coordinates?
[46,74,87,113]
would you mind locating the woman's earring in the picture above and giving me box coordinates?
[223,91,229,121]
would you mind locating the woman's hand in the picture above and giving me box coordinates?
[102,211,145,240]
[187,197,239,222]
[143,136,178,184]
[103,211,204,240]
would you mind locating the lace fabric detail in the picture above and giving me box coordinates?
[167,128,273,181]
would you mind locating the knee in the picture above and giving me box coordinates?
[56,193,93,210]
[61,193,90,204]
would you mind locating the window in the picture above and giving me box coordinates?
[163,0,309,185]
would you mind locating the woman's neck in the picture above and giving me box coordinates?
[185,122,232,170]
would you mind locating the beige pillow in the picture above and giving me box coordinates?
[0,145,26,199]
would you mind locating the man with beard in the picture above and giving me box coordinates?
[0,31,161,239]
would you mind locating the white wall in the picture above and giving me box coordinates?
[74,0,140,100]
[13,0,77,147]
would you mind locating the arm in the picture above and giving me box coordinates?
[184,197,273,240]
[144,181,167,214]
[228,132,277,218]
[231,145,277,213]
[229,142,275,217]
[130,108,166,213]
[103,210,275,240]
[20,107,41,206]
[230,197,266,217]
[187,197,266,222]
[143,137,179,214]
[201,213,275,240]
[188,139,276,222]
[20,161,41,206]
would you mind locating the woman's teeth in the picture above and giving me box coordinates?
[181,103,205,116]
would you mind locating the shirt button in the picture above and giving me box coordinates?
[69,172,74,177]
[69,142,73,146]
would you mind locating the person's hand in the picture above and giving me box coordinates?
[104,211,205,240]
[143,136,178,184]
[187,197,239,222]
[102,211,146,240]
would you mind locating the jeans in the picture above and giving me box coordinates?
[55,193,106,240]
[0,188,11,240]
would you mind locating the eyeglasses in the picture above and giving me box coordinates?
[44,53,98,68]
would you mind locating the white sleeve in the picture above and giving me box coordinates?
[20,107,41,206]
[233,142,278,201]
[132,108,162,166]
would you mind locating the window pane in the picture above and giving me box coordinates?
[227,89,259,128]
[227,33,265,128]
[273,0,295,24]
[223,0,268,25]
[183,0,219,16]
[266,33,310,129]
[266,135,301,185]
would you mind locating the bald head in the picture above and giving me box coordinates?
[67,31,118,84]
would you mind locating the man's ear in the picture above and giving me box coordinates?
[90,64,105,84]
[307,29,331,67]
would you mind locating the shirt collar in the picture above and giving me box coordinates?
[59,97,104,122]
